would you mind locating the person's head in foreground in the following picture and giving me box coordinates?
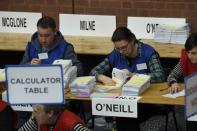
[19,104,90,131]
[185,32,197,64]
[32,104,64,125]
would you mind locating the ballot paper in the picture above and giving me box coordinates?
[122,74,151,96]
[154,23,190,44]
[162,89,185,98]
[112,68,128,83]
[95,68,129,92]
[69,76,96,97]
[53,59,72,73]
[63,66,77,87]
[38,53,48,60]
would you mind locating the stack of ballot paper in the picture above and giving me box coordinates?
[0,69,5,82]
[95,68,129,92]
[64,66,77,87]
[53,59,72,74]
[53,59,77,87]
[90,92,119,98]
[122,74,151,96]
[154,23,190,44]
[69,76,96,97]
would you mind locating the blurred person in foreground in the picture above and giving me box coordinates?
[18,104,90,131]
[167,32,197,131]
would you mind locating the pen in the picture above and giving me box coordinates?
[160,87,176,94]
[159,87,168,92]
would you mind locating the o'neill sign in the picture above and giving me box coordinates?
[92,96,141,118]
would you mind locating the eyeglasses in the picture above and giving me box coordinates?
[114,42,130,52]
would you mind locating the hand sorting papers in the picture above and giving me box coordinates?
[95,68,129,92]
[162,89,185,98]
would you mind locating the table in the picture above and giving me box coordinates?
[1,82,184,105]
[65,82,184,105]
[0,82,184,128]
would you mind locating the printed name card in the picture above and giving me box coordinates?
[0,11,41,33]
[2,90,33,111]
[127,17,186,39]
[6,65,64,104]
[59,14,116,36]
[92,96,141,118]
[185,72,197,119]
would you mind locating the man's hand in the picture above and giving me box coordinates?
[31,58,41,65]
[122,69,136,77]
[169,83,182,94]
[97,74,116,86]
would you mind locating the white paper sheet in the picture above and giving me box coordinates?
[162,89,185,98]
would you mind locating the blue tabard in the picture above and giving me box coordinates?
[108,43,155,74]
[28,41,67,64]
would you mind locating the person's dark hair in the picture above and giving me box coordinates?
[44,104,65,115]
[111,26,138,43]
[185,33,197,51]
[37,16,56,30]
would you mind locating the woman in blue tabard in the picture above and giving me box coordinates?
[90,27,165,131]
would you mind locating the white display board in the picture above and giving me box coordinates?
[59,14,116,36]
[6,65,64,104]
[185,72,197,119]
[92,96,141,118]
[0,11,41,33]
[127,17,186,39]
[188,114,197,121]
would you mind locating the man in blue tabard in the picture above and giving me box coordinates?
[21,16,83,76]
[19,16,83,128]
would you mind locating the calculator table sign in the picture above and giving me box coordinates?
[6,65,64,105]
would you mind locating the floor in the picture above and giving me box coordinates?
[86,106,186,131]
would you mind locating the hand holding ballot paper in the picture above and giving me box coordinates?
[95,68,129,92]
[30,58,42,64]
